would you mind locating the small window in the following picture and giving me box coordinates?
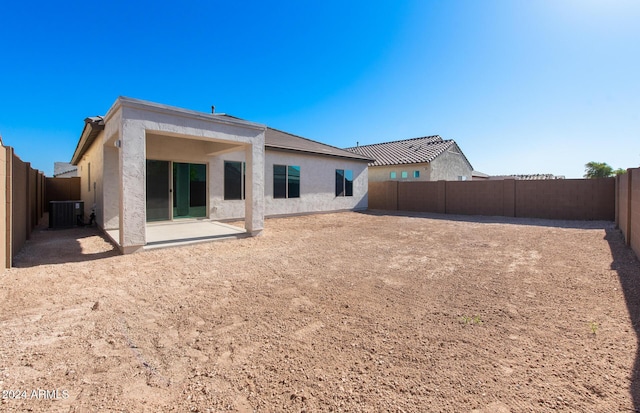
[274,164,300,199]
[87,163,91,192]
[288,165,300,198]
[224,161,245,200]
[458,175,468,181]
[401,171,408,179]
[390,171,397,179]
[336,169,353,197]
[413,170,420,178]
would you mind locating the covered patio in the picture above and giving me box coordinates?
[105,219,248,251]
[71,97,266,254]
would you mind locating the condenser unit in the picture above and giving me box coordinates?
[49,201,84,229]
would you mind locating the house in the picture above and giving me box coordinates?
[53,162,78,177]
[488,174,565,180]
[344,136,473,182]
[70,97,371,253]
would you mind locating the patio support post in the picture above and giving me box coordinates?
[244,135,265,236]
[118,119,146,252]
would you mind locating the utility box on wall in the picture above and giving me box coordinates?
[49,201,83,229]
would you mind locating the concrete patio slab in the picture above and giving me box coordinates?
[105,219,247,251]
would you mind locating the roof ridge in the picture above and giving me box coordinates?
[345,135,441,150]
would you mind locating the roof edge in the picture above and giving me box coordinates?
[266,127,374,162]
[107,96,267,131]
[344,135,442,150]
[265,144,373,162]
[70,117,104,165]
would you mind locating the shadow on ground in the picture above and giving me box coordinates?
[605,228,640,411]
[362,209,613,230]
[12,225,119,268]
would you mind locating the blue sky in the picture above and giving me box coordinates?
[1,0,638,178]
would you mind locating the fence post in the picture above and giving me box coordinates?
[615,175,619,228]
[437,180,446,214]
[503,179,516,217]
[5,147,12,268]
[624,168,633,246]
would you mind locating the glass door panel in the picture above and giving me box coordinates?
[173,162,207,219]
[146,160,171,222]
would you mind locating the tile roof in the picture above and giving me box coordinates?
[344,136,467,167]
[264,127,372,162]
[490,174,565,180]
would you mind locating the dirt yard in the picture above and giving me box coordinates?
[1,211,640,412]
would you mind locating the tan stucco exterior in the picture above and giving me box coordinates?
[213,149,368,220]
[73,97,369,253]
[74,97,266,253]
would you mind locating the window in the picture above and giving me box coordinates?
[390,171,397,179]
[87,163,91,191]
[224,161,245,200]
[401,171,408,179]
[274,165,300,199]
[413,170,420,178]
[335,169,353,197]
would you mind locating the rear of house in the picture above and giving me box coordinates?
[71,97,370,253]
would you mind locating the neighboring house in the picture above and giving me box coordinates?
[344,136,473,182]
[488,174,565,180]
[70,97,371,253]
[53,162,78,177]
[472,170,490,180]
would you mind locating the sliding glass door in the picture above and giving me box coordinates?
[146,160,207,222]
[173,162,207,219]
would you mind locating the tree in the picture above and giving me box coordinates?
[613,168,628,176]
[584,162,613,178]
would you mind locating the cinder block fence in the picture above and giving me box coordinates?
[369,178,615,220]
[616,168,640,260]
[0,140,82,268]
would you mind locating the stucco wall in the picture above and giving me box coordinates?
[368,163,431,182]
[77,131,105,227]
[211,149,369,220]
[430,146,473,181]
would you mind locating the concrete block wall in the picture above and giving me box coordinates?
[45,177,81,208]
[618,168,640,259]
[0,143,46,268]
[631,169,640,259]
[516,179,614,220]
[370,177,616,221]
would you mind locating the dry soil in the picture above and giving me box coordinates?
[1,211,640,412]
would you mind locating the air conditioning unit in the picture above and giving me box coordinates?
[49,201,84,229]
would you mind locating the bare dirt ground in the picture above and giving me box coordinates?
[1,211,640,412]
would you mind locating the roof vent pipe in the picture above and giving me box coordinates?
[211,105,215,114]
